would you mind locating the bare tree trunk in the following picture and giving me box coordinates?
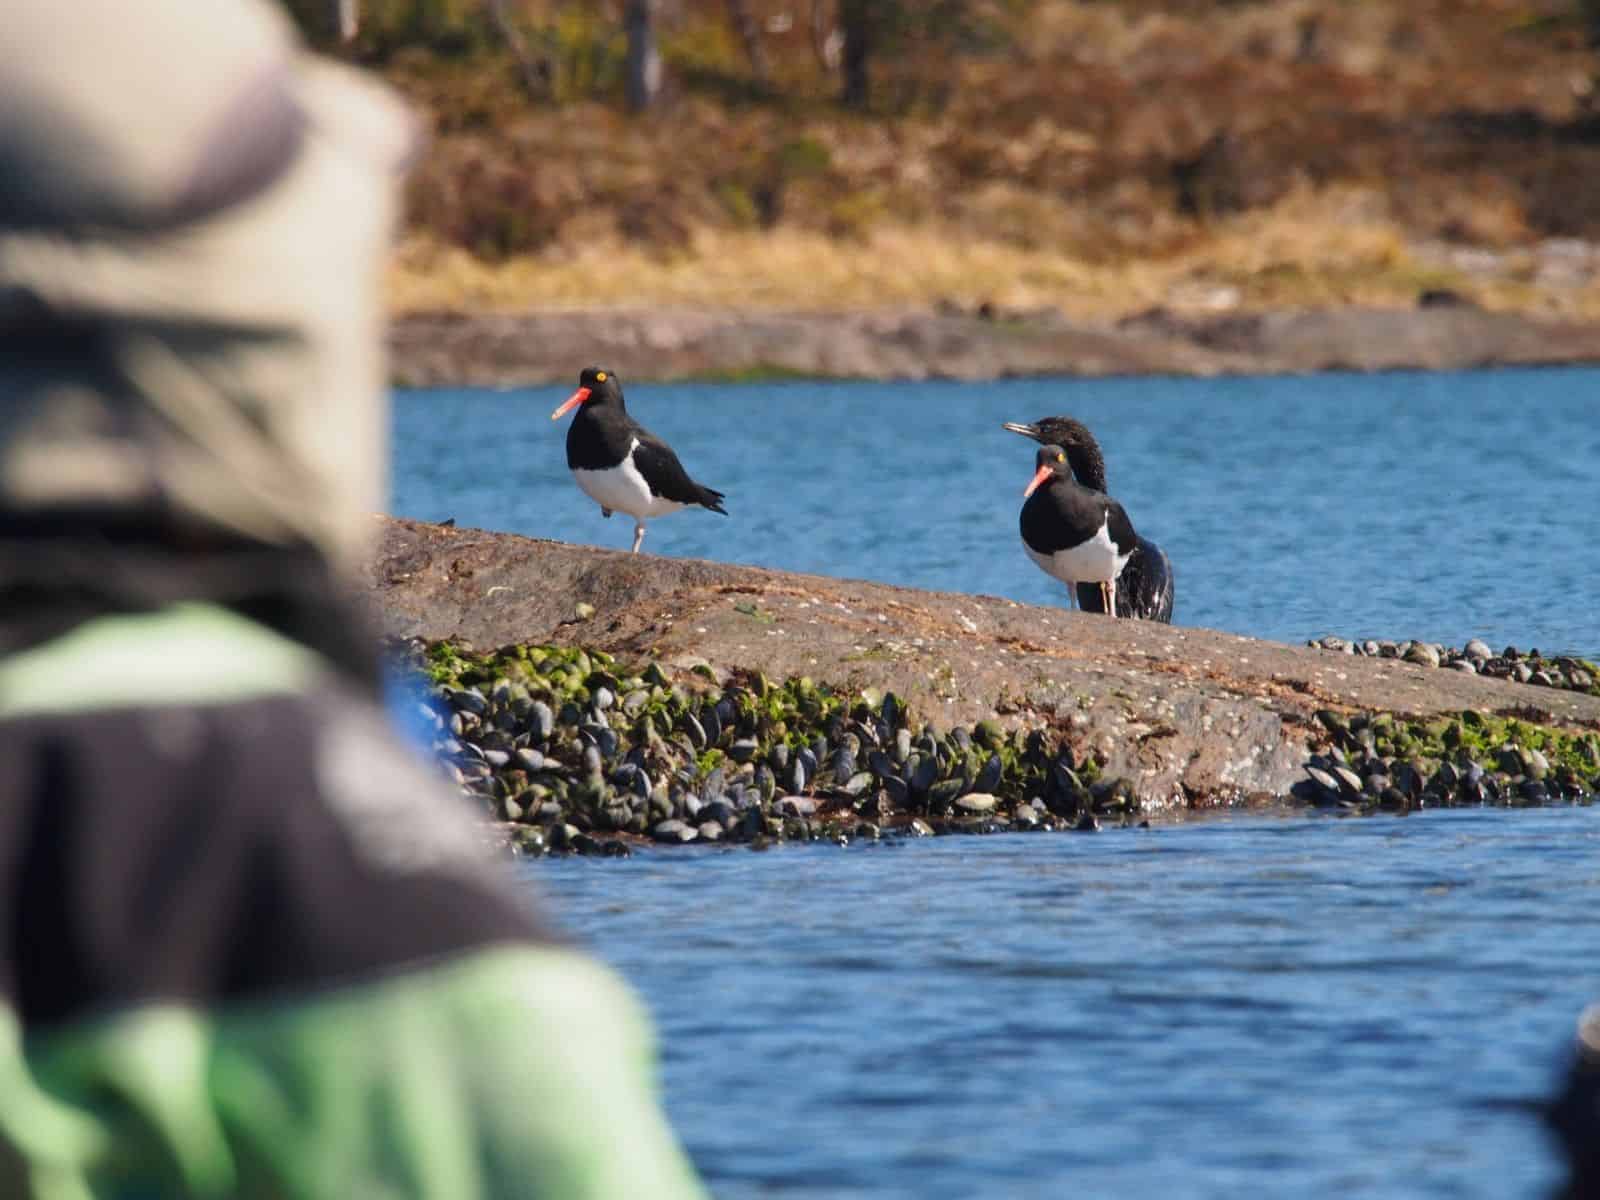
[726,0,769,83]
[334,0,359,41]
[811,0,828,65]
[485,0,553,97]
[626,0,663,111]
[811,0,841,72]
[839,0,872,109]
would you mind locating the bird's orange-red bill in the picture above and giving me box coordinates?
[1023,465,1053,497]
[550,387,591,419]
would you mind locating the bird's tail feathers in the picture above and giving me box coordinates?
[699,487,728,515]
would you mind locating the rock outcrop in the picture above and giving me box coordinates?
[368,516,1600,813]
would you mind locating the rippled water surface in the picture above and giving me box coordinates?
[393,367,1600,656]
[527,808,1600,1199]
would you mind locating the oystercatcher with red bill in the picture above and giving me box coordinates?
[1003,416,1174,622]
[1019,444,1139,618]
[551,367,727,553]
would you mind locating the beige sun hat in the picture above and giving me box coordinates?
[0,0,417,571]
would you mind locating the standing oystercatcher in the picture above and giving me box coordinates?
[551,367,727,553]
[1020,444,1138,618]
[1003,416,1175,622]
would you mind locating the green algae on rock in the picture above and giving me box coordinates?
[1294,707,1600,811]
[400,637,1134,856]
[405,635,1600,856]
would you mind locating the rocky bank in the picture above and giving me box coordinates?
[369,517,1600,850]
[388,304,1600,388]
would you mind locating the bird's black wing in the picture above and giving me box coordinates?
[1124,537,1175,622]
[1076,536,1174,621]
[631,433,728,513]
[1104,498,1139,557]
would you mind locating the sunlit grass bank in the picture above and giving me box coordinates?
[389,184,1600,319]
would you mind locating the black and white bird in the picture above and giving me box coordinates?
[1003,416,1174,623]
[551,367,727,553]
[1019,444,1139,618]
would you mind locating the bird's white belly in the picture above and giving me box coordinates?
[572,453,684,521]
[1025,520,1130,586]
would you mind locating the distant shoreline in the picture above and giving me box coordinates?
[387,302,1600,388]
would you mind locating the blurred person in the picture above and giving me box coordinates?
[0,2,707,1197]
[1548,1006,1600,1200]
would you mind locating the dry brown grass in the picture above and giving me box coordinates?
[389,182,1600,319]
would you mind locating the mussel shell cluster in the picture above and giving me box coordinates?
[1310,635,1599,694]
[395,639,1142,855]
[1294,708,1600,812]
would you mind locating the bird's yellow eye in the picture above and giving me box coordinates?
[595,371,607,382]
[1056,453,1065,463]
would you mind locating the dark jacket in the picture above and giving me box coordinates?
[0,598,707,1199]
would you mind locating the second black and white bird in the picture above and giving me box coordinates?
[1019,444,1138,618]
[551,367,727,553]
[1003,416,1174,622]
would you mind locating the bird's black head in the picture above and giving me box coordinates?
[1002,416,1093,451]
[550,366,624,421]
[1002,415,1107,491]
[1024,444,1071,497]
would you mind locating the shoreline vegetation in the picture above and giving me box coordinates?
[370,517,1600,855]
[300,1,1600,381]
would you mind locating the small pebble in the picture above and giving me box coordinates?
[1404,643,1440,668]
[651,819,698,844]
[452,688,489,716]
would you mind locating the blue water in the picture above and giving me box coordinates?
[527,808,1600,1198]
[394,370,1600,1196]
[393,367,1600,657]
